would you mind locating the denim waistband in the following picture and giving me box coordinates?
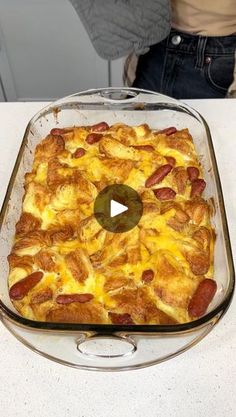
[166,29,236,55]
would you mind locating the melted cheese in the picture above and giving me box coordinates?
[34,162,48,183]
[8,123,215,325]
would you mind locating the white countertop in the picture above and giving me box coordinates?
[0,100,235,417]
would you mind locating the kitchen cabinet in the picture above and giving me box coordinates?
[0,0,124,101]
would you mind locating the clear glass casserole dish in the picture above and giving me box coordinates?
[0,88,234,371]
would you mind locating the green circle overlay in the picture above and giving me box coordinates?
[94,184,143,233]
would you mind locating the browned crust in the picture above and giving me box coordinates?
[65,249,91,283]
[7,123,215,324]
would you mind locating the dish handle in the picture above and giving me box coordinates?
[76,333,137,358]
[1,315,221,371]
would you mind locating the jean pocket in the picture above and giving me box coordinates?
[205,55,235,93]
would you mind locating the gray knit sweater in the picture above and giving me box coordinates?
[69,0,170,59]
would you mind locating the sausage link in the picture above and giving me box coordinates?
[109,312,134,325]
[56,293,94,304]
[190,179,206,198]
[91,122,109,132]
[165,156,176,166]
[145,164,172,188]
[154,187,176,201]
[9,271,44,300]
[188,279,217,317]
[158,127,177,136]
[187,166,200,182]
[142,269,154,283]
[50,128,72,135]
[86,133,103,144]
[132,145,154,152]
[73,147,86,158]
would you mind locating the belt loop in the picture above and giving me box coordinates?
[195,36,207,69]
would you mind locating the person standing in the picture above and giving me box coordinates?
[132,0,236,98]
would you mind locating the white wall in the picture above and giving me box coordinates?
[0,0,114,101]
[110,58,125,87]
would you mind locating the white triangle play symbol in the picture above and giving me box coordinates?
[110,199,128,218]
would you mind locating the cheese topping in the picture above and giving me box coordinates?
[8,123,215,324]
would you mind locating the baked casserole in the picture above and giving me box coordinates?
[7,122,216,324]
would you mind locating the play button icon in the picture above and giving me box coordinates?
[110,200,128,217]
[94,184,143,233]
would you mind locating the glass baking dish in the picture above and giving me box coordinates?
[0,88,234,371]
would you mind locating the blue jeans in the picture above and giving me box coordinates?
[133,29,236,99]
